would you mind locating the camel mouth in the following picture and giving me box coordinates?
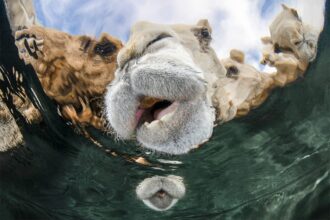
[135,97,178,128]
[103,24,216,154]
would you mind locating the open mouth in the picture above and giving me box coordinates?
[135,97,178,128]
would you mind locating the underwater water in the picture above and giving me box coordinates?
[0,1,330,220]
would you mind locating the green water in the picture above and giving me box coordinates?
[0,1,329,220]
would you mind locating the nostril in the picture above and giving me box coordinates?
[274,43,281,54]
[17,25,27,31]
[293,40,303,47]
[307,42,314,48]
[294,41,301,46]
[94,38,117,56]
[146,33,172,48]
[201,28,210,38]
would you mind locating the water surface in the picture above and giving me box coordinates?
[0,1,329,220]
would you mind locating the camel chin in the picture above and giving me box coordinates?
[105,20,224,155]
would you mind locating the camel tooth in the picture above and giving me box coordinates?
[145,120,160,128]
[36,44,44,53]
[160,112,173,122]
[15,31,23,40]
[35,39,44,46]
[18,40,25,50]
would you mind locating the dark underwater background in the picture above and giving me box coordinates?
[0,0,329,219]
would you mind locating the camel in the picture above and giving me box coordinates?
[269,4,319,63]
[261,4,320,87]
[212,49,275,122]
[15,26,123,130]
[105,5,319,155]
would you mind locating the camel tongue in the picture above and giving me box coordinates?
[154,102,178,120]
[135,108,145,125]
[139,97,162,109]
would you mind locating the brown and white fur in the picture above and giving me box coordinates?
[15,26,123,130]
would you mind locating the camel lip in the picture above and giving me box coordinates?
[134,99,179,129]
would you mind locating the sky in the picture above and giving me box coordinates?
[33,0,326,70]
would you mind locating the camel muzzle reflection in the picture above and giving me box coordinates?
[136,175,186,211]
